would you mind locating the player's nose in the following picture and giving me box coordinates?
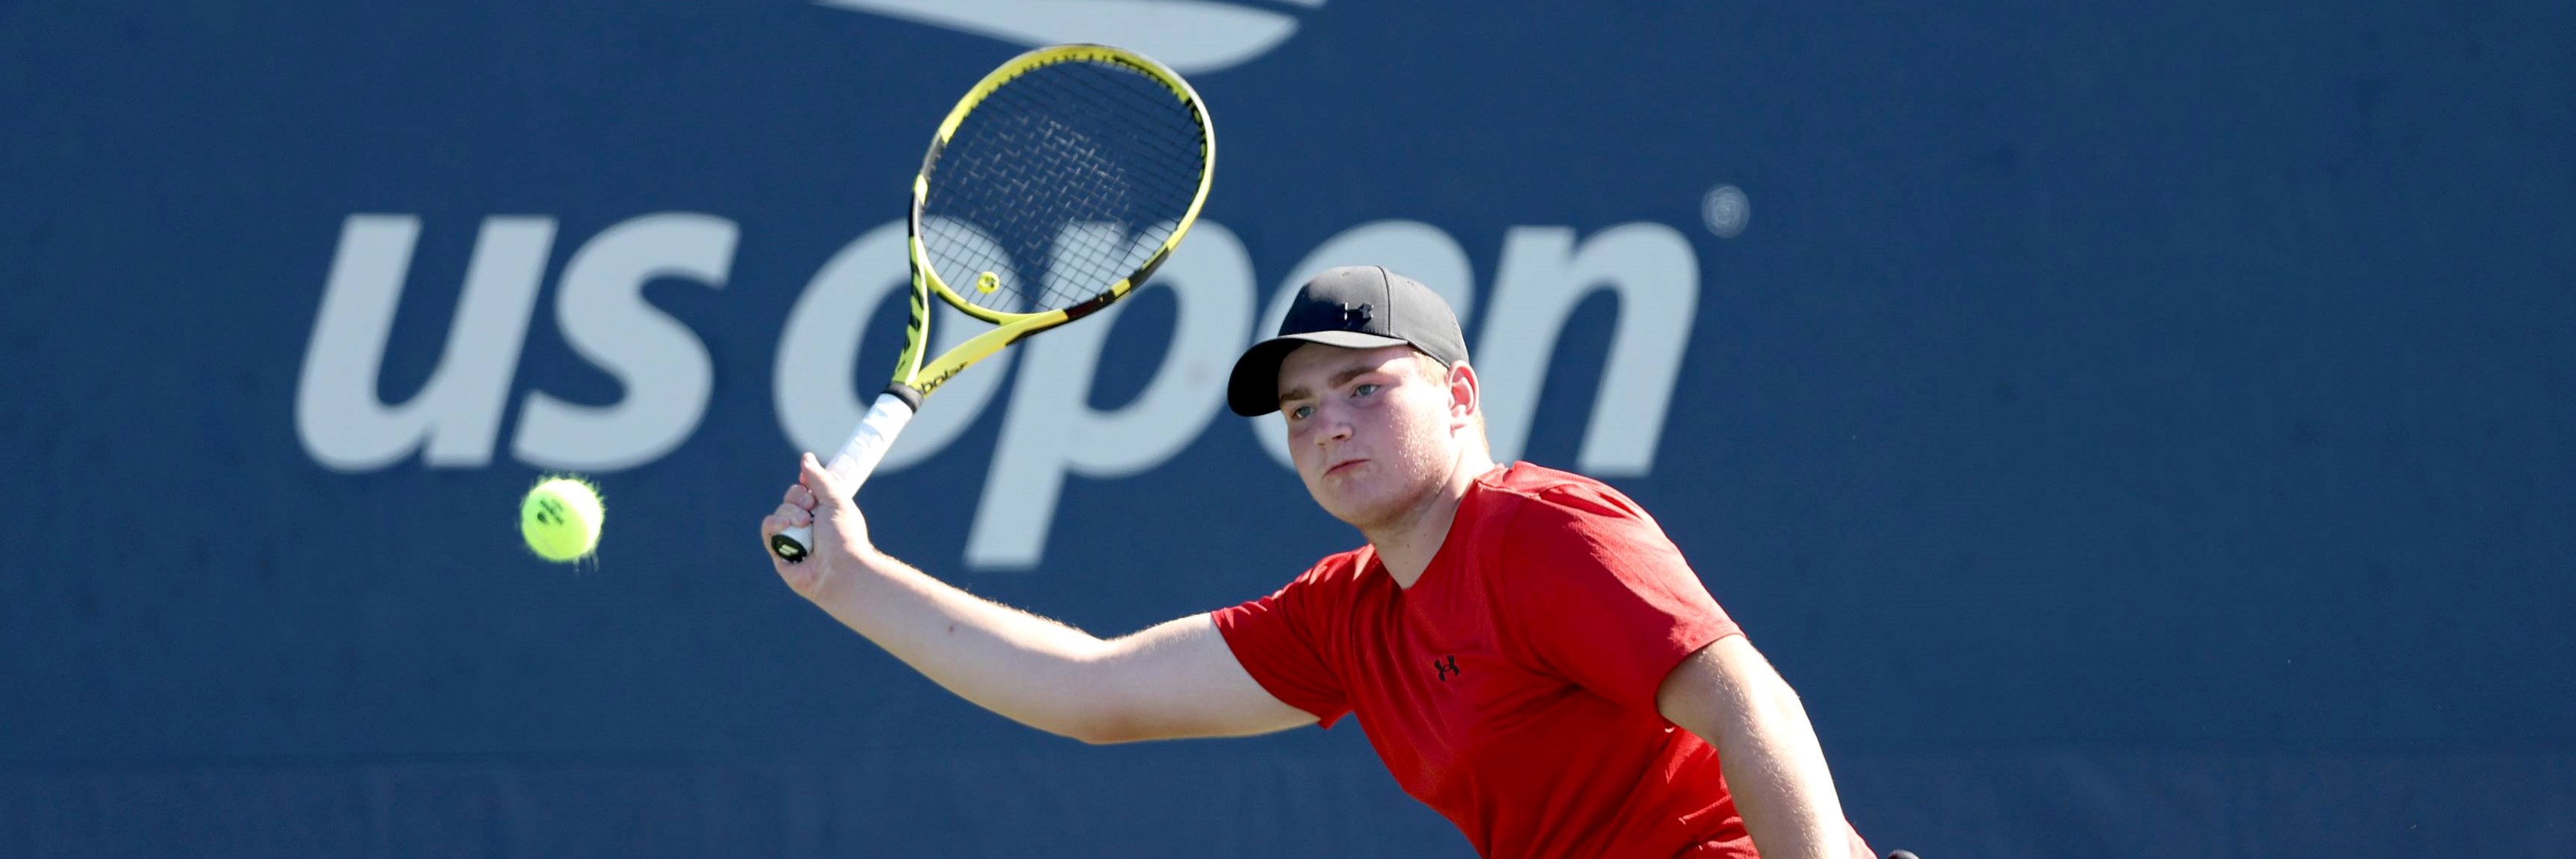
[1311,409,1355,443]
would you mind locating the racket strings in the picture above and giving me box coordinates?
[922,58,1208,315]
[936,69,1199,308]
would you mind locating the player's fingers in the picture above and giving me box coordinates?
[758,499,811,533]
[798,452,851,509]
[783,482,815,511]
[773,502,810,528]
[759,516,805,576]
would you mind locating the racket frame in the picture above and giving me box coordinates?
[770,43,1214,564]
[903,43,1215,398]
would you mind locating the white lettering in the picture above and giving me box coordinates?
[512,213,737,471]
[1477,223,1698,476]
[296,210,1707,568]
[295,215,554,472]
[968,221,1254,569]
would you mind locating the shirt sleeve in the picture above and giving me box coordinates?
[1499,487,1741,712]
[1210,561,1353,729]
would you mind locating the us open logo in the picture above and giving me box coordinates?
[297,215,1715,571]
[293,5,1755,570]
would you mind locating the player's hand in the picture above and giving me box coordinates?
[761,452,875,600]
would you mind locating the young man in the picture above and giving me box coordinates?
[760,266,1875,858]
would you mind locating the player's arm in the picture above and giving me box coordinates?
[1656,635,1854,859]
[762,453,1315,745]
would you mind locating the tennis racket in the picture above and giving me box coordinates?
[770,43,1216,563]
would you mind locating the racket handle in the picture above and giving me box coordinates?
[770,391,918,563]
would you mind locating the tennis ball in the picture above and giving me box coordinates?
[520,477,604,562]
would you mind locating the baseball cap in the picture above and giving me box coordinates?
[1226,266,1470,416]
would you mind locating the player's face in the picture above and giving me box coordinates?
[1275,344,1462,530]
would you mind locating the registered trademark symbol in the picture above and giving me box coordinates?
[1703,184,1750,238]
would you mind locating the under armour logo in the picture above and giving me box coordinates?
[1432,655,1459,682]
[1340,302,1373,329]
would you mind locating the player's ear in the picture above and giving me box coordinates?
[1446,360,1480,423]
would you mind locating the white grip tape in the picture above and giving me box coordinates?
[772,392,917,562]
[824,392,919,493]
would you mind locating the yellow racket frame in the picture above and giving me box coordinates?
[770,44,1210,564]
[894,43,1216,399]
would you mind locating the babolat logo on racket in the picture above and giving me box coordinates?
[812,0,1316,72]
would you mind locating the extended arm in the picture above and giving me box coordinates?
[1655,635,1853,859]
[761,453,1315,744]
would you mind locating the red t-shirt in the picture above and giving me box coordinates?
[1212,463,1868,859]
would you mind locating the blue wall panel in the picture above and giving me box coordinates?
[4,1,2573,855]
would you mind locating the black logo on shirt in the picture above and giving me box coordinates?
[1433,655,1460,682]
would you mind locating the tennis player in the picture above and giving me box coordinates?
[761,266,1878,859]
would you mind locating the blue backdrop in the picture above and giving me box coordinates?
[5,2,2574,857]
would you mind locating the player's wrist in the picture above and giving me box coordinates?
[802,538,893,604]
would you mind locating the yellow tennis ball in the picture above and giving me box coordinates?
[520,477,604,562]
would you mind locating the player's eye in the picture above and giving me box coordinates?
[1289,404,1315,420]
[1351,383,1382,399]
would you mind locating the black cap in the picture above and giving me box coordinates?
[1227,266,1470,416]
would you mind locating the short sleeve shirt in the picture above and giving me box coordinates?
[1214,464,1861,858]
